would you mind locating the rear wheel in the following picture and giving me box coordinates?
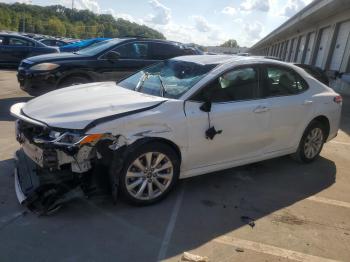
[293,121,325,163]
[117,142,180,205]
[59,76,90,88]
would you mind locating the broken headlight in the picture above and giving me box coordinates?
[52,132,103,146]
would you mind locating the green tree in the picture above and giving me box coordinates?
[46,17,66,36]
[220,39,239,48]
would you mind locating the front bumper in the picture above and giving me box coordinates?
[17,68,59,90]
[14,149,85,214]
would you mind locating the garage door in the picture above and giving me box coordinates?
[285,40,292,61]
[296,35,307,63]
[304,32,316,64]
[289,38,298,62]
[315,27,331,68]
[330,21,350,71]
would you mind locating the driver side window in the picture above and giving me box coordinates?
[192,67,259,102]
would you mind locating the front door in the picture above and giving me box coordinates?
[184,66,272,170]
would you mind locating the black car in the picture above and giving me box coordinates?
[294,64,329,86]
[39,38,69,47]
[0,34,59,67]
[17,38,199,93]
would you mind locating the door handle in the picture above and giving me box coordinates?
[303,100,313,105]
[253,106,270,113]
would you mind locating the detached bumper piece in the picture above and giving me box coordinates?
[14,149,84,215]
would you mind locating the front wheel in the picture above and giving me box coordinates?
[116,142,180,205]
[293,121,325,163]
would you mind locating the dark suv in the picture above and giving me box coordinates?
[17,38,200,93]
[0,33,58,67]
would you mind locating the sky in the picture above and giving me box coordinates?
[0,0,314,47]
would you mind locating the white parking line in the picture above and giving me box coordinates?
[307,196,350,209]
[214,235,340,262]
[157,184,185,261]
[330,140,350,146]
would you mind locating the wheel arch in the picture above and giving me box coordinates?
[310,115,330,141]
[56,70,95,87]
[128,137,182,164]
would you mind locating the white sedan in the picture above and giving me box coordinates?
[11,55,342,208]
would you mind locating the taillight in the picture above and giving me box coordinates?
[334,95,342,104]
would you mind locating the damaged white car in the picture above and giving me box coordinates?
[11,55,342,213]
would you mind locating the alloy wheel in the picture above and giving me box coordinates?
[304,127,324,159]
[125,152,174,200]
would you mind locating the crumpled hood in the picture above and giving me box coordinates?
[22,82,166,130]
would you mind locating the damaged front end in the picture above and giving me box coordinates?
[14,119,107,215]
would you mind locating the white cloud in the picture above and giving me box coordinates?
[104,8,141,23]
[221,6,237,16]
[242,21,264,46]
[192,15,212,33]
[0,0,32,3]
[281,0,313,17]
[240,0,270,12]
[147,0,171,25]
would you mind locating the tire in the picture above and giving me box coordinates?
[59,76,90,88]
[116,142,180,205]
[293,120,326,163]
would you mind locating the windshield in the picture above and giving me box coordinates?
[76,39,124,55]
[118,60,216,99]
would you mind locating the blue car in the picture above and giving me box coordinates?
[0,34,59,67]
[59,38,110,52]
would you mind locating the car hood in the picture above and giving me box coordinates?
[22,82,167,130]
[26,52,90,63]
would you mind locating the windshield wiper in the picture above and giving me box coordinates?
[157,75,167,97]
[135,72,167,97]
[135,72,149,92]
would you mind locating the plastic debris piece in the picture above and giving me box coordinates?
[235,247,244,252]
[181,252,209,262]
[241,215,255,228]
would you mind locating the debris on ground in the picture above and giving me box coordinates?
[181,252,209,262]
[241,215,255,228]
[235,247,244,252]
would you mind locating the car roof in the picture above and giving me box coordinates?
[171,55,290,66]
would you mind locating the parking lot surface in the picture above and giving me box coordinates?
[1,70,350,262]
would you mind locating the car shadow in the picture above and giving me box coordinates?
[0,97,32,121]
[0,155,336,261]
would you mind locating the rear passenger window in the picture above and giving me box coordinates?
[8,37,34,47]
[263,67,308,97]
[113,42,149,59]
[192,67,259,102]
[151,43,184,59]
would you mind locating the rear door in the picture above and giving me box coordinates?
[260,64,312,153]
[6,36,34,65]
[184,65,272,169]
[99,41,158,81]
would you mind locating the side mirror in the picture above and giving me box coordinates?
[200,100,212,112]
[105,51,120,61]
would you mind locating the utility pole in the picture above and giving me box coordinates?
[22,0,32,33]
[72,0,74,10]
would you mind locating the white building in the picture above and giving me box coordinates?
[206,46,248,54]
[249,0,350,94]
